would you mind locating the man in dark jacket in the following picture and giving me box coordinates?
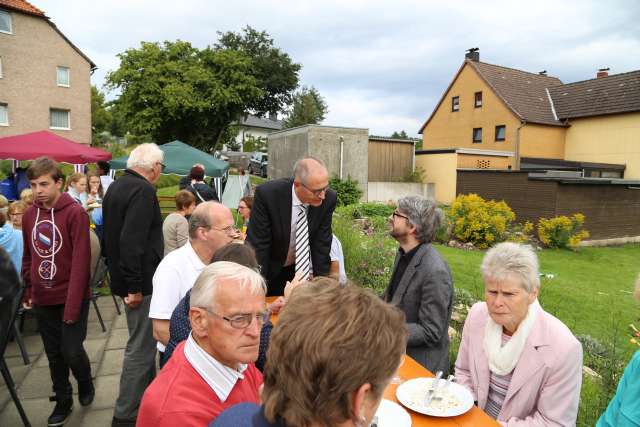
[21,157,93,426]
[102,143,164,427]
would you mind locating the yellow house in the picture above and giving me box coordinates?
[417,49,639,203]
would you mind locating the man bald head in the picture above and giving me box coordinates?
[293,157,330,207]
[188,201,239,261]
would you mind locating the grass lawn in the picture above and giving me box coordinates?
[157,184,179,197]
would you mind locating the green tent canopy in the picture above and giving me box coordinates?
[109,140,229,177]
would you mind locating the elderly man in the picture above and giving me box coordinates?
[383,195,453,374]
[137,261,266,427]
[150,201,238,365]
[246,157,337,296]
[102,143,165,426]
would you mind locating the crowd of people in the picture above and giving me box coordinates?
[0,142,638,427]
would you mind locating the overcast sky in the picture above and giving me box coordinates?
[43,0,640,137]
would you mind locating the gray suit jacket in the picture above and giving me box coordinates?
[383,243,453,374]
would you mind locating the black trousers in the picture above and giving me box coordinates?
[34,300,92,398]
[267,265,295,297]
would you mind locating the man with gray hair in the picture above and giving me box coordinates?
[137,261,266,426]
[102,143,165,426]
[383,195,453,373]
[150,201,239,366]
[246,157,337,296]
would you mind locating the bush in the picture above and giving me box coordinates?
[537,213,589,249]
[350,202,395,219]
[156,174,181,189]
[447,194,515,249]
[329,176,363,206]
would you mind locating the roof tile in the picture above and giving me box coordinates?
[0,0,45,17]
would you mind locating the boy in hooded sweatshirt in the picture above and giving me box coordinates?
[21,157,93,427]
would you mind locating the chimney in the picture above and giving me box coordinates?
[465,47,479,62]
[597,67,610,78]
[538,70,547,76]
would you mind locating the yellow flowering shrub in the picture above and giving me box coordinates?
[537,213,590,249]
[448,194,516,249]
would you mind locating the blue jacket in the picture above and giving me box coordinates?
[597,351,640,426]
[0,222,23,273]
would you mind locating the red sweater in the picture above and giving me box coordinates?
[137,341,263,427]
[21,193,91,322]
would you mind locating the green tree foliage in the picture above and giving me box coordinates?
[329,176,363,206]
[91,86,112,136]
[283,86,328,128]
[391,130,409,139]
[243,135,268,153]
[216,26,301,116]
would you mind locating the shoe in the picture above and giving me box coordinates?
[111,416,137,427]
[47,396,73,427]
[78,380,95,406]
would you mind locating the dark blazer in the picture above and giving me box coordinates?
[383,243,453,374]
[102,169,163,297]
[246,178,337,293]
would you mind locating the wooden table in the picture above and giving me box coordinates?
[265,297,500,427]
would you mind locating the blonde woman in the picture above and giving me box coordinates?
[65,173,90,207]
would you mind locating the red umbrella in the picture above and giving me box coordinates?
[0,131,112,163]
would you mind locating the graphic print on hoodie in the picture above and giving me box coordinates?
[21,192,91,322]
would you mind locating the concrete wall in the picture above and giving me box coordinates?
[564,112,640,179]
[367,182,433,203]
[519,123,566,160]
[0,11,92,144]
[268,125,369,198]
[415,152,458,204]
[457,153,513,169]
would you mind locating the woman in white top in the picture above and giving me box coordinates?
[162,190,196,256]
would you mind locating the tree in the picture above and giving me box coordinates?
[105,40,262,151]
[91,86,112,137]
[391,130,409,139]
[216,26,301,116]
[283,86,328,129]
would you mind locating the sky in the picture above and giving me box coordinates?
[42,0,640,137]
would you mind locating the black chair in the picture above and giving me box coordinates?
[0,249,31,427]
[90,256,110,333]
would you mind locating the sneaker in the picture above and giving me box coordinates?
[111,416,137,427]
[78,380,95,406]
[47,396,73,427]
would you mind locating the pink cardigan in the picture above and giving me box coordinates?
[455,302,582,427]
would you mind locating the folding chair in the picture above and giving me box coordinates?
[90,256,110,333]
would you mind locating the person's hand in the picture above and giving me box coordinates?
[268,297,285,314]
[284,271,306,301]
[124,292,143,309]
[22,299,32,310]
[87,195,96,205]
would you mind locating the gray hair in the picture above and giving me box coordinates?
[397,196,443,243]
[188,201,218,239]
[190,261,266,309]
[293,157,326,183]
[126,143,164,170]
[481,242,540,293]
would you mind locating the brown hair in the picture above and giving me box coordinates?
[8,201,26,216]
[26,157,65,183]
[211,242,258,269]
[190,166,205,181]
[240,196,253,210]
[20,189,33,206]
[175,190,196,211]
[262,279,407,427]
[65,173,86,192]
[86,170,104,198]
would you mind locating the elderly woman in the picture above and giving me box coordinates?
[596,276,640,426]
[211,279,407,427]
[237,196,253,236]
[455,242,582,426]
[162,190,196,256]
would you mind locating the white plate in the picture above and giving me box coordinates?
[396,377,474,417]
[373,399,411,427]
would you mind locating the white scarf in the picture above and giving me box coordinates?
[483,300,539,376]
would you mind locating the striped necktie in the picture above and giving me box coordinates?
[295,204,311,281]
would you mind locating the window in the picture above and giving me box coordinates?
[50,109,70,129]
[452,96,460,112]
[495,125,506,141]
[472,127,482,143]
[0,103,8,126]
[0,10,11,34]
[474,91,483,108]
[57,67,70,87]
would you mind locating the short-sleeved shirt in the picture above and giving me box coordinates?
[162,213,189,256]
[329,234,347,285]
[150,241,206,351]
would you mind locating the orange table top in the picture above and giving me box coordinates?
[265,297,500,427]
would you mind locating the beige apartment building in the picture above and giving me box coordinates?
[0,0,95,144]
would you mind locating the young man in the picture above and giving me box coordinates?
[21,157,93,427]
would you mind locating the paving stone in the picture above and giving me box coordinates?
[79,407,115,427]
[98,349,125,376]
[3,354,30,368]
[106,328,129,350]
[112,313,128,330]
[86,319,114,338]
[86,338,108,364]
[0,396,83,427]
[4,334,43,357]
[17,366,53,399]
[91,374,120,409]
[88,307,118,324]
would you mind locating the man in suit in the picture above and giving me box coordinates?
[246,157,337,296]
[383,195,453,374]
[102,143,165,427]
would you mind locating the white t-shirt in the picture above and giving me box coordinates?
[149,240,206,352]
[330,234,347,285]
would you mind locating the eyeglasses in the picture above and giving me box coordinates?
[300,181,330,197]
[211,224,240,236]
[392,211,410,221]
[199,307,270,329]
[157,162,166,171]
[10,212,24,216]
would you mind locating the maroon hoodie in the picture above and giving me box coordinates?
[21,192,91,322]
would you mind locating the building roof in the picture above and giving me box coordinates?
[0,0,97,70]
[369,135,416,145]
[547,70,640,119]
[520,156,625,171]
[237,114,283,131]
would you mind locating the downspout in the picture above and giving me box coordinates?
[339,136,344,179]
[515,121,526,170]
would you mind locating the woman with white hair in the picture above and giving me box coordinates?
[455,242,582,426]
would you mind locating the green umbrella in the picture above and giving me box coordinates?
[110,140,229,177]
